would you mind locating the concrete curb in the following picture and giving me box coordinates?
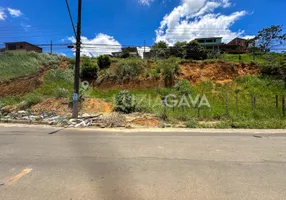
[0,122,286,134]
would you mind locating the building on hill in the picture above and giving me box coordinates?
[112,46,140,58]
[224,38,248,54]
[194,37,223,50]
[4,42,42,53]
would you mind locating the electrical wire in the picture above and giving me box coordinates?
[65,0,77,37]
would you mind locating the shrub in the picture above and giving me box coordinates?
[115,59,145,80]
[81,61,99,79]
[55,87,70,98]
[23,93,42,108]
[174,80,192,95]
[186,119,197,128]
[97,55,111,70]
[115,90,134,113]
[160,57,180,87]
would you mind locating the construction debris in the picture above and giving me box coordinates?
[0,108,104,128]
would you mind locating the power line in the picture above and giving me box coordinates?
[65,0,77,37]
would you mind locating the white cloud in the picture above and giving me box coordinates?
[155,0,248,45]
[0,8,6,21]
[138,0,154,6]
[7,8,23,17]
[68,33,122,57]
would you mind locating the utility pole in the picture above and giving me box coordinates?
[50,40,53,54]
[72,0,82,118]
[143,40,146,59]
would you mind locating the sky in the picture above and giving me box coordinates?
[0,0,285,57]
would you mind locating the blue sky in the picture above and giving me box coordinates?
[0,0,285,56]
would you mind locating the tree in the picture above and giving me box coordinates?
[150,41,170,58]
[97,55,111,70]
[256,25,286,52]
[169,41,187,58]
[248,46,263,61]
[80,61,98,79]
[185,40,207,60]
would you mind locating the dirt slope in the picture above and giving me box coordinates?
[0,68,48,97]
[31,98,112,116]
[94,61,260,90]
[179,61,260,85]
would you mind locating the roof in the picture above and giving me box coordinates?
[195,37,223,40]
[227,37,247,45]
[122,47,138,52]
[5,42,42,49]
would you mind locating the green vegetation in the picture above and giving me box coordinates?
[84,74,286,129]
[0,52,63,82]
[97,55,111,70]
[160,57,180,87]
[115,90,134,114]
[115,59,146,80]
[1,45,286,129]
[80,59,99,79]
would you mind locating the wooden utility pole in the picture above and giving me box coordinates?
[72,0,82,118]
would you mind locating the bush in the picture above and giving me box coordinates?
[115,59,145,80]
[115,90,134,113]
[160,57,180,87]
[186,119,197,128]
[81,61,99,79]
[23,93,42,108]
[174,80,192,95]
[97,55,111,70]
[35,69,74,97]
[55,87,70,98]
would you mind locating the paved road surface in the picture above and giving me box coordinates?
[1,126,286,200]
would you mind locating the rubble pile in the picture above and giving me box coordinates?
[0,108,104,128]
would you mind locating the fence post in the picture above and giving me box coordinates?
[236,93,239,112]
[197,97,201,118]
[226,92,229,116]
[282,95,285,117]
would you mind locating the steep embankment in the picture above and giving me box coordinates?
[0,52,64,97]
[95,61,260,90]
[0,68,47,97]
[178,61,260,85]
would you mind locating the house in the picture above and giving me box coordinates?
[112,46,140,58]
[224,38,248,54]
[4,42,42,53]
[195,37,223,50]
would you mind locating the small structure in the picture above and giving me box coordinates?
[112,46,140,58]
[195,37,222,50]
[4,42,42,53]
[224,38,248,54]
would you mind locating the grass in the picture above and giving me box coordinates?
[0,52,63,82]
[1,53,286,129]
[84,75,286,129]
[0,68,74,109]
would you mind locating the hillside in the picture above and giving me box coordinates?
[0,52,63,82]
[1,52,286,129]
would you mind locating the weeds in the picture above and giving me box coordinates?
[0,52,63,81]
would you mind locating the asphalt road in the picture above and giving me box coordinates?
[1,126,286,200]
